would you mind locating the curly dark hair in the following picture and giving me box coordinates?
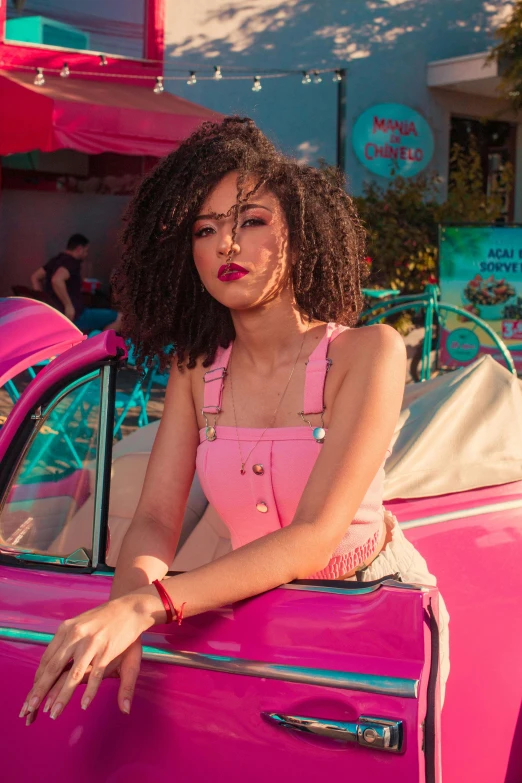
[112,116,368,371]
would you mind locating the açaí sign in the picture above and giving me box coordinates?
[352,103,434,178]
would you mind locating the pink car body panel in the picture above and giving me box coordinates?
[0,298,521,782]
[0,567,438,783]
[0,297,86,388]
[399,496,522,783]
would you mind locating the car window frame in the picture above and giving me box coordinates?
[0,361,117,574]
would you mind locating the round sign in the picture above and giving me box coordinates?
[446,328,480,363]
[352,103,434,179]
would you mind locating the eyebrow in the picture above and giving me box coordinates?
[194,203,273,221]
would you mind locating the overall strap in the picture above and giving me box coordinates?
[202,343,233,414]
[302,323,349,415]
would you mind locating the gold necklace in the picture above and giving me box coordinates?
[229,322,310,474]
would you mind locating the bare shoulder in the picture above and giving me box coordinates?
[329,323,406,370]
[164,352,211,419]
[163,354,199,411]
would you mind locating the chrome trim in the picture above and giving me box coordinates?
[263,712,403,752]
[0,547,90,567]
[400,498,522,530]
[91,365,115,569]
[91,367,107,568]
[282,578,428,595]
[0,627,418,699]
[92,575,428,594]
[40,371,99,420]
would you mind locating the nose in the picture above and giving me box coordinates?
[217,233,240,257]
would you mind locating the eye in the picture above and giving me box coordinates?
[193,226,215,238]
[241,217,265,228]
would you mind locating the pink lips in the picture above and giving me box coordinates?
[217,263,249,282]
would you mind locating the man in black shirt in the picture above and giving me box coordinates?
[31,234,121,333]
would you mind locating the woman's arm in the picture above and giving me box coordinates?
[131,324,407,624]
[109,359,199,600]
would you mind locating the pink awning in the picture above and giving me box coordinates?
[0,70,222,157]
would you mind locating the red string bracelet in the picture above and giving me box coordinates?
[152,580,186,626]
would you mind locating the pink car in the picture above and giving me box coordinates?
[0,297,521,783]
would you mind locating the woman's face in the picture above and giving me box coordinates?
[192,171,292,311]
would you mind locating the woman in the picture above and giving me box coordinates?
[20,116,449,725]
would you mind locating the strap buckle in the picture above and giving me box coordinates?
[202,406,221,415]
[203,367,227,383]
[299,406,326,418]
[305,358,333,372]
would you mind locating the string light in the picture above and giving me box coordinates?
[11,62,343,95]
[34,67,45,86]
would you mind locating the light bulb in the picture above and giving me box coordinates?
[313,70,322,84]
[214,66,223,80]
[60,62,70,78]
[154,76,164,94]
[302,71,311,84]
[99,55,108,66]
[332,70,342,82]
[252,76,262,92]
[187,71,197,85]
[34,68,45,86]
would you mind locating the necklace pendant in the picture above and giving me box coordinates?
[240,466,246,475]
[205,426,217,442]
[313,426,326,444]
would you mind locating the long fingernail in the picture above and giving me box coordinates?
[43,698,52,714]
[25,711,37,727]
[19,702,28,718]
[123,699,131,714]
[50,702,63,720]
[81,697,90,711]
[27,696,39,713]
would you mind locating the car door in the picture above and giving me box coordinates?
[0,346,442,783]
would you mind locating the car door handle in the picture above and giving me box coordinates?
[262,713,403,752]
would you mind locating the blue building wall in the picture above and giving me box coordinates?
[164,0,513,195]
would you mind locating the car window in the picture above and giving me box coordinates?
[0,372,101,559]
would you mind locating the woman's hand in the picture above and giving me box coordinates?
[23,641,143,727]
[19,596,152,725]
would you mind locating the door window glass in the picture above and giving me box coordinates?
[0,372,101,558]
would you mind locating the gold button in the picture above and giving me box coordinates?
[252,464,264,476]
[256,501,268,513]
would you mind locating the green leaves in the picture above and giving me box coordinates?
[319,140,511,296]
[488,2,522,110]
